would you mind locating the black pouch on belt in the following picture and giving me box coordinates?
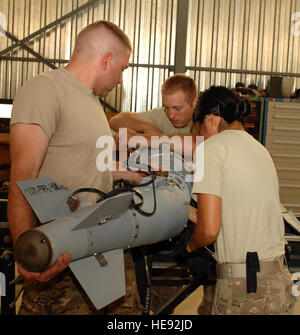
[246,252,260,293]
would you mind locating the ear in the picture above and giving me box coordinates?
[211,114,221,128]
[99,52,113,71]
[192,96,198,110]
[203,114,220,137]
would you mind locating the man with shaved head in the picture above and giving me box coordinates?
[67,21,132,98]
[8,21,143,314]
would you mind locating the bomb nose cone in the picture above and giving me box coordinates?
[15,230,52,273]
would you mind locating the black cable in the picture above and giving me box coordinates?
[112,177,154,188]
[69,173,157,217]
[105,173,157,216]
[99,185,144,209]
[70,187,106,200]
[133,173,157,217]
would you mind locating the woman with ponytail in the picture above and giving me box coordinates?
[187,86,295,315]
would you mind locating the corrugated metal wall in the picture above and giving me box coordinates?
[187,0,300,92]
[0,0,300,113]
[0,0,177,113]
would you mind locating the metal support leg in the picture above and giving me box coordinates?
[0,223,15,315]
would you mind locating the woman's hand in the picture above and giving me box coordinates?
[188,205,198,224]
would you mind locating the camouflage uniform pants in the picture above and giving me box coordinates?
[18,250,143,315]
[211,268,296,315]
[197,284,215,315]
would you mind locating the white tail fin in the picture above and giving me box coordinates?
[16,177,74,223]
[69,249,125,310]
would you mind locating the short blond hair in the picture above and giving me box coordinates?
[161,74,197,104]
[72,20,132,57]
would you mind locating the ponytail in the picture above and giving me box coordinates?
[193,86,252,125]
[222,99,251,124]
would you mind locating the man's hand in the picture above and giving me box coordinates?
[17,252,72,283]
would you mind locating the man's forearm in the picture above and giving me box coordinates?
[109,112,161,134]
[137,133,197,158]
[109,113,143,132]
[8,169,37,247]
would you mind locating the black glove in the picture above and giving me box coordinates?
[172,221,211,282]
[171,221,196,257]
[183,252,210,282]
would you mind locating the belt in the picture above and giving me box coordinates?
[216,255,286,279]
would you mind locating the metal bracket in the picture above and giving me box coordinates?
[97,215,112,226]
[127,212,140,248]
[94,252,107,267]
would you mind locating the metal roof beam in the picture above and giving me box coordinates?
[174,0,189,74]
[0,0,101,57]
[4,31,57,69]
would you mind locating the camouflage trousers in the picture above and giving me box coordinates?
[210,268,296,315]
[18,250,143,315]
[197,284,215,315]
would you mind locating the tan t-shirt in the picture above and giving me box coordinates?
[11,68,113,202]
[192,130,285,263]
[136,107,193,134]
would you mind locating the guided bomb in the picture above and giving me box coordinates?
[15,146,193,310]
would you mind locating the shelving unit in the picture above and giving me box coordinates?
[265,99,300,214]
